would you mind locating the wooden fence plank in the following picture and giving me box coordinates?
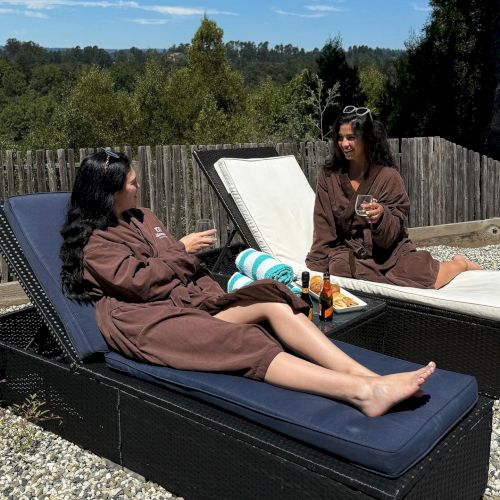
[35,150,45,193]
[16,151,25,195]
[400,138,411,208]
[0,150,4,200]
[67,148,76,190]
[162,145,173,231]
[136,146,146,208]
[46,150,58,192]
[181,145,191,237]
[26,151,33,194]
[492,158,500,219]
[155,145,164,223]
[171,145,182,239]
[471,150,481,221]
[57,149,68,192]
[6,151,15,197]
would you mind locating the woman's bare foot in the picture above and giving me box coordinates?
[357,362,436,417]
[452,254,482,271]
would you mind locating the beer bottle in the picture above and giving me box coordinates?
[300,271,314,321]
[319,272,333,321]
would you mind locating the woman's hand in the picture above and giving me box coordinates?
[366,199,384,224]
[180,229,217,253]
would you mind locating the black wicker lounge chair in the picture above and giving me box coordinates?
[0,192,493,500]
[193,147,500,398]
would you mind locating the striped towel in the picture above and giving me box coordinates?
[235,248,294,284]
[227,272,301,295]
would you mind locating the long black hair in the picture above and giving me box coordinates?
[326,110,396,171]
[60,151,131,302]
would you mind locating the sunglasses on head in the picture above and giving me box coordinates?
[343,105,373,122]
[102,147,120,168]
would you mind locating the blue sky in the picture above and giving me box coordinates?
[0,0,432,51]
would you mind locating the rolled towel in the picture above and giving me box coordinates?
[227,272,301,296]
[235,248,294,284]
[227,272,254,292]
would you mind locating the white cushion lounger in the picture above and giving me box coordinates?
[214,154,500,322]
[193,146,500,397]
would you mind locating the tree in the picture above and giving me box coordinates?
[245,70,316,142]
[130,59,169,145]
[316,37,365,136]
[486,0,500,159]
[47,66,134,148]
[358,65,386,116]
[383,0,497,157]
[159,17,246,144]
[304,74,340,140]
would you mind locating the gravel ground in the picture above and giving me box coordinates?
[0,244,498,499]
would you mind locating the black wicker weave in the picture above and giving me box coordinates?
[0,200,494,499]
[193,147,500,398]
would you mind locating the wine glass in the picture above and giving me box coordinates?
[355,195,373,217]
[195,218,218,247]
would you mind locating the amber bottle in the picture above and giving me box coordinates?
[318,272,333,321]
[300,271,314,321]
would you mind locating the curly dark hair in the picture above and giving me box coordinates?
[326,110,396,171]
[60,151,131,302]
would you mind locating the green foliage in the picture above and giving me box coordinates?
[304,74,340,140]
[1,393,59,453]
[47,66,135,149]
[382,0,497,155]
[358,65,386,116]
[130,59,169,145]
[316,37,366,135]
[245,71,316,142]
[0,19,406,150]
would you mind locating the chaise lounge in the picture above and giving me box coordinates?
[193,146,500,398]
[0,192,493,499]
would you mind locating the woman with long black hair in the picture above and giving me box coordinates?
[60,149,435,417]
[306,106,481,288]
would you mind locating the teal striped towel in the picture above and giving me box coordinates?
[227,272,301,295]
[235,248,295,284]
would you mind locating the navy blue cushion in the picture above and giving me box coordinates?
[106,344,477,477]
[4,193,478,477]
[4,193,108,359]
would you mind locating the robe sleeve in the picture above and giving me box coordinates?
[371,169,410,249]
[305,169,338,271]
[83,236,203,302]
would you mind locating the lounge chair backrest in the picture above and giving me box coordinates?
[214,155,315,273]
[3,193,108,360]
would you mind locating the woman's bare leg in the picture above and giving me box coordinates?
[215,302,377,377]
[265,352,436,417]
[434,255,482,289]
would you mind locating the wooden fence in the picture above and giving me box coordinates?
[0,138,499,281]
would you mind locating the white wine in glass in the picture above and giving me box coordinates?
[355,195,373,217]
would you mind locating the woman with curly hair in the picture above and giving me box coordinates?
[306,106,480,288]
[59,149,436,417]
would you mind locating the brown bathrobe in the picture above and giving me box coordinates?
[305,166,439,288]
[83,208,308,380]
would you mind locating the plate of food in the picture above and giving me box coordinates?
[306,275,367,313]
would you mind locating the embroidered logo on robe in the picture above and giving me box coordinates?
[153,226,167,239]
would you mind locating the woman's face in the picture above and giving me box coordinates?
[113,168,139,217]
[337,122,366,164]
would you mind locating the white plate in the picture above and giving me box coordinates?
[305,283,368,314]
